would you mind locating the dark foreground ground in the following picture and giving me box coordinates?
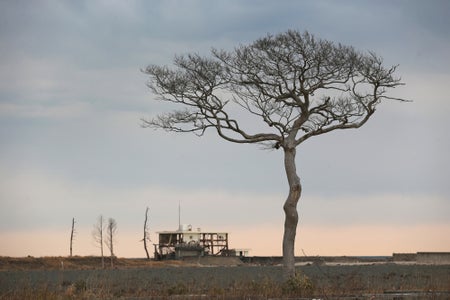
[0,256,449,299]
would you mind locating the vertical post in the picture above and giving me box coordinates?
[225,233,229,252]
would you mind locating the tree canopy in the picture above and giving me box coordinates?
[143,30,405,150]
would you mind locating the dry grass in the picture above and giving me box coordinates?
[1,256,449,299]
[0,274,315,300]
[0,256,189,271]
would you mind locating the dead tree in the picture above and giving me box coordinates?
[69,217,75,257]
[141,207,151,259]
[92,215,105,268]
[106,218,117,268]
[142,30,407,278]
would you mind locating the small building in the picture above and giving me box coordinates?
[223,248,250,257]
[154,224,231,260]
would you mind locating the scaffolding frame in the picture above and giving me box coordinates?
[154,230,229,260]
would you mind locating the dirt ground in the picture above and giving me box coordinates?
[0,256,449,299]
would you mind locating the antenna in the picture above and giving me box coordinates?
[178,200,181,229]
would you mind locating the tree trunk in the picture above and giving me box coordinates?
[70,217,75,257]
[100,216,104,269]
[109,228,114,268]
[143,207,150,259]
[282,147,301,279]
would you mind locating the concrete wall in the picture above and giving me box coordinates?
[416,252,450,264]
[393,253,417,262]
[393,252,450,264]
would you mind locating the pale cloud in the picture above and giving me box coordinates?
[394,72,450,114]
[0,101,91,119]
[0,53,150,118]
[1,0,449,258]
[0,167,282,231]
[0,57,65,103]
[300,194,450,227]
[1,168,448,257]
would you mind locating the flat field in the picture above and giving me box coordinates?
[0,256,449,299]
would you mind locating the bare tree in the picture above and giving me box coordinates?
[69,217,75,257]
[141,207,151,259]
[92,215,105,269]
[142,30,406,278]
[106,218,117,268]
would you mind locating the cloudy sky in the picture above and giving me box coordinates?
[1,0,449,258]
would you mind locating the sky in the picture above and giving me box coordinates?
[0,0,449,258]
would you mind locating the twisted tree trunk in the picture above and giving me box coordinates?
[143,207,150,259]
[282,146,302,279]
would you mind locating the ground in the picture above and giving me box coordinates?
[0,256,449,299]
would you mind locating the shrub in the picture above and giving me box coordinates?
[167,282,188,295]
[282,272,314,297]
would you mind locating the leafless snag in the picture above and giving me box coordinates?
[141,207,151,259]
[143,30,407,279]
[69,217,75,257]
[106,218,117,268]
[92,215,105,269]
